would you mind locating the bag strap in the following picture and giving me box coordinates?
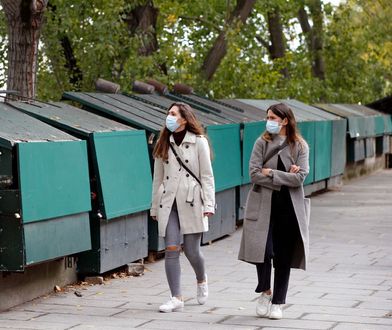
[252,140,289,192]
[169,143,202,187]
[262,140,289,166]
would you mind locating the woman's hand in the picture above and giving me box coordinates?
[290,165,300,173]
[203,212,214,217]
[261,168,272,176]
[152,216,157,221]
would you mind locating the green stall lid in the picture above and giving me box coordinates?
[337,104,383,137]
[9,101,152,219]
[130,94,233,125]
[315,104,382,138]
[0,103,91,222]
[17,141,91,223]
[0,103,92,270]
[238,99,310,122]
[62,92,242,192]
[91,130,152,218]
[64,92,163,132]
[345,104,386,136]
[0,103,76,149]
[8,100,131,138]
[221,99,267,120]
[167,93,261,123]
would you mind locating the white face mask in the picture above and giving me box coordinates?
[166,115,180,132]
[266,120,282,134]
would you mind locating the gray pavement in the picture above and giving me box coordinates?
[1,170,392,329]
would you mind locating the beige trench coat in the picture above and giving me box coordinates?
[150,131,215,237]
[238,135,311,270]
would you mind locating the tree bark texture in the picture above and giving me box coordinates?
[201,0,256,81]
[1,0,48,100]
[267,8,288,78]
[123,0,167,74]
[308,0,325,80]
[298,1,325,80]
[123,0,159,56]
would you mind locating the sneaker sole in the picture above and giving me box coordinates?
[159,306,184,313]
[256,309,270,318]
[269,315,282,320]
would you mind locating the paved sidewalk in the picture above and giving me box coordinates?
[1,170,392,329]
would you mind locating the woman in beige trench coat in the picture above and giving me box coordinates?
[150,102,215,313]
[238,103,310,320]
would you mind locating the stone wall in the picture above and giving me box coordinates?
[0,258,77,311]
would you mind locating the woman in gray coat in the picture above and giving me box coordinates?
[238,103,310,320]
[151,102,215,313]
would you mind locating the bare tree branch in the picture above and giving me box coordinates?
[201,0,257,81]
[255,35,270,50]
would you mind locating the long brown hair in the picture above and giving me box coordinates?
[153,102,206,160]
[262,103,306,149]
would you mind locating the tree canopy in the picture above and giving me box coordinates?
[0,0,390,103]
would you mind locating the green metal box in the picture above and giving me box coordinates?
[62,92,241,250]
[0,104,91,271]
[9,101,152,274]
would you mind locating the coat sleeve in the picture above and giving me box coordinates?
[249,138,281,191]
[271,141,309,187]
[198,136,215,214]
[150,157,164,217]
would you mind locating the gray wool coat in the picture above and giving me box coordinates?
[238,135,311,270]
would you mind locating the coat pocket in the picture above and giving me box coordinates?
[244,189,262,221]
[304,197,311,226]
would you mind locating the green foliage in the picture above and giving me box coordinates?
[0,0,390,103]
[322,0,392,103]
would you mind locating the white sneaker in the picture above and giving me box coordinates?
[159,296,184,313]
[197,274,208,305]
[269,304,283,319]
[256,292,272,317]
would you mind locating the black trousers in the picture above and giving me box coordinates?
[254,193,299,304]
[255,260,291,304]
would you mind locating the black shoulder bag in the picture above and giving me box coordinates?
[169,143,202,187]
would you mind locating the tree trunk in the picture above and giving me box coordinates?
[124,0,159,56]
[308,0,325,80]
[201,0,256,81]
[267,8,288,78]
[123,0,166,74]
[298,1,325,80]
[60,35,83,87]
[47,2,83,88]
[1,0,48,100]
